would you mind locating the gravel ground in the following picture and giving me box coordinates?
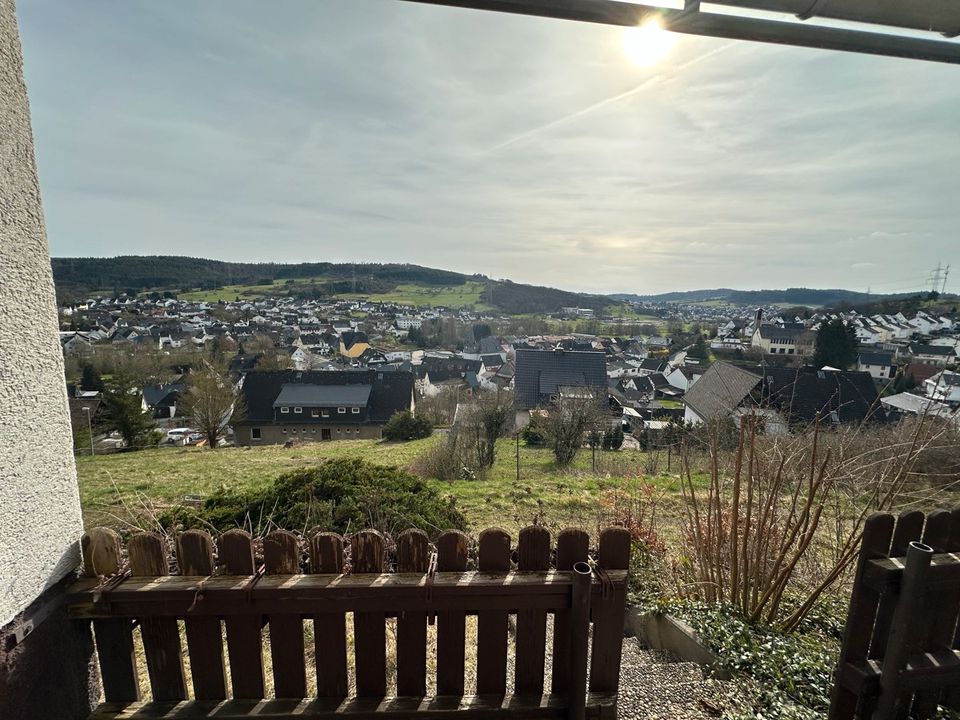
[617,638,752,719]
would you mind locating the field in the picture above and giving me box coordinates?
[76,437,688,534]
[335,281,491,310]
[178,279,302,303]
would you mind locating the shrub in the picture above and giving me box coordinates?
[677,416,935,631]
[410,431,465,482]
[602,425,624,450]
[159,457,465,536]
[383,410,433,441]
[520,417,548,446]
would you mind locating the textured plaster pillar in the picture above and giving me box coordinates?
[0,0,97,716]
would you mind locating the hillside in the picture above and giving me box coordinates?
[612,287,915,307]
[51,256,617,315]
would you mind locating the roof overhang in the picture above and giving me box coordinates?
[399,0,960,64]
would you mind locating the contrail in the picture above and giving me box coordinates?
[487,42,736,152]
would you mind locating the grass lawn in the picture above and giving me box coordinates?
[76,437,693,534]
[335,281,491,310]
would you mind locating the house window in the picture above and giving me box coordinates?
[311,428,317,434]
[251,428,261,440]
[351,407,360,414]
[338,407,346,414]
[281,427,287,434]
[294,407,302,414]
[281,407,290,414]
[336,428,342,433]
[292,428,297,434]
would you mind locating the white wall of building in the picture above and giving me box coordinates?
[0,0,84,626]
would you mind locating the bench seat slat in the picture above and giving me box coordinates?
[87,693,618,719]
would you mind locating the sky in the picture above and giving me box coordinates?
[16,0,960,295]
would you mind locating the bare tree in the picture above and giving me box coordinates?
[182,363,245,449]
[471,390,513,468]
[543,392,605,467]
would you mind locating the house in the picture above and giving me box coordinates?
[284,345,311,371]
[234,369,415,445]
[142,382,186,419]
[925,370,960,406]
[339,331,370,359]
[881,392,954,419]
[683,361,884,430]
[751,324,815,357]
[513,348,607,427]
[907,343,957,366]
[395,316,422,330]
[856,351,897,381]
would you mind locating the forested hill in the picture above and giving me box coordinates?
[52,257,466,295]
[611,287,911,307]
[51,256,616,315]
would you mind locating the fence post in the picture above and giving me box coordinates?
[568,561,592,720]
[81,528,139,703]
[828,512,895,720]
[875,540,934,720]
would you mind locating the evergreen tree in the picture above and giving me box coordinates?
[813,318,858,369]
[101,373,155,448]
[80,363,104,391]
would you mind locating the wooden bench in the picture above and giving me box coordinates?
[830,509,960,720]
[70,525,631,719]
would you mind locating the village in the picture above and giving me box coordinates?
[58,289,960,452]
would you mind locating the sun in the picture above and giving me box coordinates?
[623,17,676,67]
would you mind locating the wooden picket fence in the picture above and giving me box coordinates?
[69,525,631,720]
[830,509,960,720]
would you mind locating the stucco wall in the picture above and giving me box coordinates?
[0,0,84,627]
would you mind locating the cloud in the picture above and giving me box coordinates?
[15,0,960,295]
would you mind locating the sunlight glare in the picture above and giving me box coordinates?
[623,18,676,67]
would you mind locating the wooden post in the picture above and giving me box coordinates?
[127,533,187,702]
[589,527,631,694]
[177,529,227,701]
[263,530,306,698]
[219,529,264,699]
[827,512,894,720]
[81,528,140,703]
[396,529,429,697]
[436,530,469,696]
[476,528,511,696]
[567,561,592,720]
[353,529,387,697]
[875,540,934,720]
[552,528,589,694]
[309,532,348,699]
[515,526,551,695]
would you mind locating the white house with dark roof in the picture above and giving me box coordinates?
[856,351,897,381]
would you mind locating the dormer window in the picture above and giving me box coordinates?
[351,407,360,414]
[294,407,302,414]
[338,407,346,414]
[281,407,290,414]
[312,409,319,417]
[322,409,330,418]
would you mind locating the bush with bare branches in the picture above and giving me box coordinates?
[677,413,943,631]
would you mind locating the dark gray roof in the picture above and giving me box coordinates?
[910,344,955,356]
[514,349,606,410]
[538,370,586,396]
[273,383,372,408]
[683,362,761,421]
[757,325,807,340]
[858,352,895,366]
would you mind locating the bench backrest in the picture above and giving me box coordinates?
[71,525,630,718]
[830,509,960,720]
